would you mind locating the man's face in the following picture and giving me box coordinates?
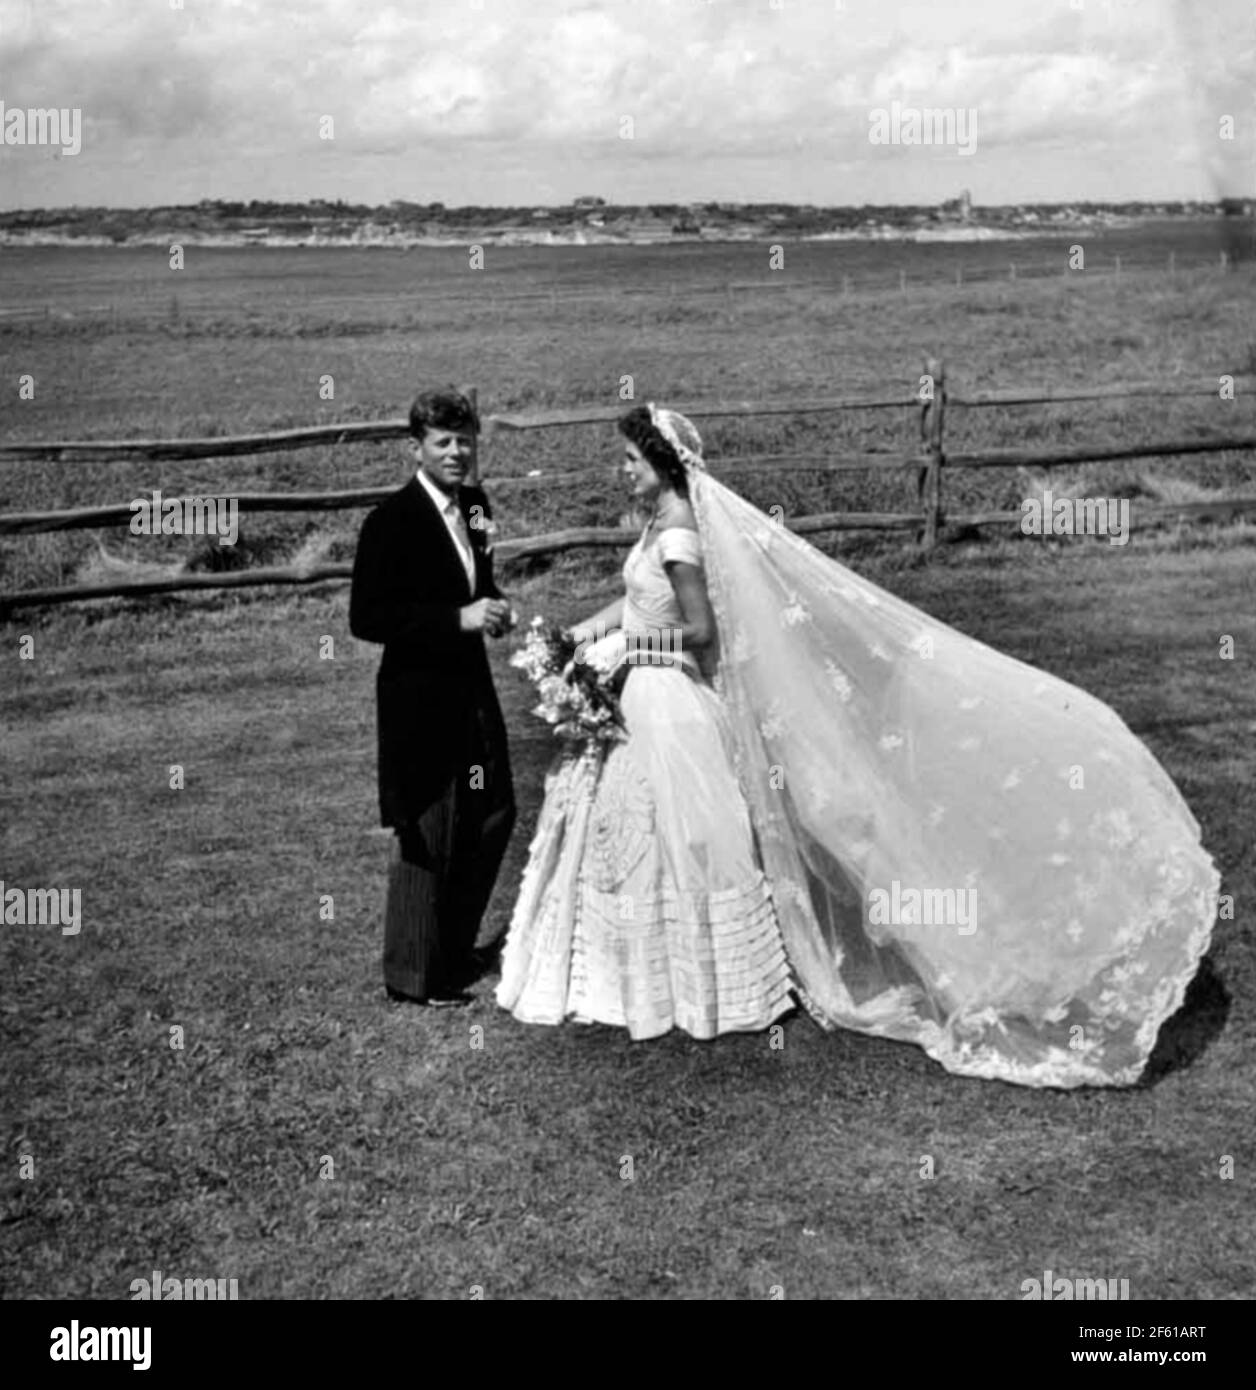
[413,427,474,494]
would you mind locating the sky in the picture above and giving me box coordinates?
[0,0,1252,210]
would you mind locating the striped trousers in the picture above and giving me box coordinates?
[382,773,515,1001]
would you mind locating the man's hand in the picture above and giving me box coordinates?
[461,597,514,637]
[487,599,517,638]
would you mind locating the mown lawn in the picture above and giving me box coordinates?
[1,532,1251,1300]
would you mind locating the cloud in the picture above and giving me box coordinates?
[0,0,1249,204]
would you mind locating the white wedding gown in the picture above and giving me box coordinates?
[496,526,794,1039]
[498,470,1221,1087]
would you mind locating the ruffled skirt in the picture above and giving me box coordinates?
[496,667,794,1039]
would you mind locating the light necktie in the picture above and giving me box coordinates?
[446,499,476,591]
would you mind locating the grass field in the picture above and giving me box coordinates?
[1,226,1254,1300]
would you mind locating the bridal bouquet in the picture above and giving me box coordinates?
[510,617,627,748]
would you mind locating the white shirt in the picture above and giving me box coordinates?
[415,468,476,595]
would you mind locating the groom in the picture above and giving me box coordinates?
[350,387,516,1004]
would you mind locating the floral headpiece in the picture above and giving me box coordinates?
[647,403,706,473]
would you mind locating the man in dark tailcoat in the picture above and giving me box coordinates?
[350,387,516,1004]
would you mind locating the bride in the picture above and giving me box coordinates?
[496,404,1221,1087]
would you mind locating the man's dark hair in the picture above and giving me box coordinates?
[409,387,480,440]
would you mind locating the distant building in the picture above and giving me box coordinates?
[940,189,973,222]
[573,195,606,208]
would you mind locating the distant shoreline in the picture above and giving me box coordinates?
[2,200,1246,251]
[0,220,1182,251]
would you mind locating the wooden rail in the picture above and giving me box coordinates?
[5,435,1254,540]
[4,501,1252,613]
[0,394,923,466]
[0,455,934,535]
[0,420,410,465]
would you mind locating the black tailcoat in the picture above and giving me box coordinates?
[349,477,512,827]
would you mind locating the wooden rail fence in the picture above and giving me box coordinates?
[1,374,1254,612]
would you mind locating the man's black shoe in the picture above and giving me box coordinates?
[386,985,472,1007]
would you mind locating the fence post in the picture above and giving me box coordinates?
[919,355,946,552]
[463,383,481,485]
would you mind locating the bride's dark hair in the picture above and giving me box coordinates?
[617,406,689,499]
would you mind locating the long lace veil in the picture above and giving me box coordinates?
[653,408,1220,1087]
